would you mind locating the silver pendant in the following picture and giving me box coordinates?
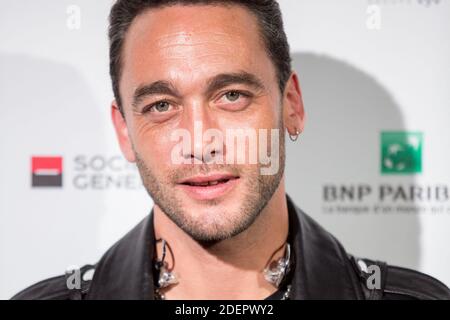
[158,262,178,288]
[263,243,291,287]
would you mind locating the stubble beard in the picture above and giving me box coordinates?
[134,126,285,245]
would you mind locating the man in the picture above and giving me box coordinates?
[12,0,450,300]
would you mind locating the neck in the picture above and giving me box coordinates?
[153,178,289,300]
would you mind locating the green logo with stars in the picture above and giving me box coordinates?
[381,131,423,174]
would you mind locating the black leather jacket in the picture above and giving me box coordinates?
[12,195,450,300]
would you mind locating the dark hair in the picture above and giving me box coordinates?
[109,0,292,115]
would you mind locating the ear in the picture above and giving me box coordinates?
[282,72,305,136]
[111,101,136,163]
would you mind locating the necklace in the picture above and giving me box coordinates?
[153,239,293,300]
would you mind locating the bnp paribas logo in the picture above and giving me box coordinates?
[381,131,423,175]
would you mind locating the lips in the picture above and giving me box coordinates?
[177,173,240,200]
[183,179,229,186]
[179,173,238,186]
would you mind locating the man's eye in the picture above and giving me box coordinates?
[146,101,172,113]
[215,90,252,111]
[224,91,242,102]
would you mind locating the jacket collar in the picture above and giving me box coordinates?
[87,195,359,299]
[86,212,156,299]
[285,195,359,299]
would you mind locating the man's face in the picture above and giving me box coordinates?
[115,5,286,243]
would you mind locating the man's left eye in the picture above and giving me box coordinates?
[218,90,252,105]
[224,91,242,102]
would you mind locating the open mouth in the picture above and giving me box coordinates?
[181,178,236,187]
[177,174,240,200]
[179,173,239,186]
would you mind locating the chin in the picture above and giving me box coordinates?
[186,204,231,222]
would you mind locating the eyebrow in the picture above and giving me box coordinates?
[132,81,181,108]
[205,71,265,97]
[132,71,265,109]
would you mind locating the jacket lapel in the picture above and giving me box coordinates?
[287,195,360,299]
[86,212,156,299]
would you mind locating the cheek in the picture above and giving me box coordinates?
[130,118,176,168]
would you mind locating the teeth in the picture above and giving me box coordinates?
[193,182,209,186]
[188,179,228,186]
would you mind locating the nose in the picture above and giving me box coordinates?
[180,99,224,164]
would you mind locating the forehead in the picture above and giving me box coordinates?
[120,4,276,96]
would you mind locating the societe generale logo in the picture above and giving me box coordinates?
[31,156,63,187]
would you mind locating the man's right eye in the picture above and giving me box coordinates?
[144,101,173,113]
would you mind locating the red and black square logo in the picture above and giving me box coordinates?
[31,156,63,187]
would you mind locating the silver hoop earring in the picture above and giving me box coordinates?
[289,129,300,142]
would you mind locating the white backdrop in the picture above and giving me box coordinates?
[1,0,449,299]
